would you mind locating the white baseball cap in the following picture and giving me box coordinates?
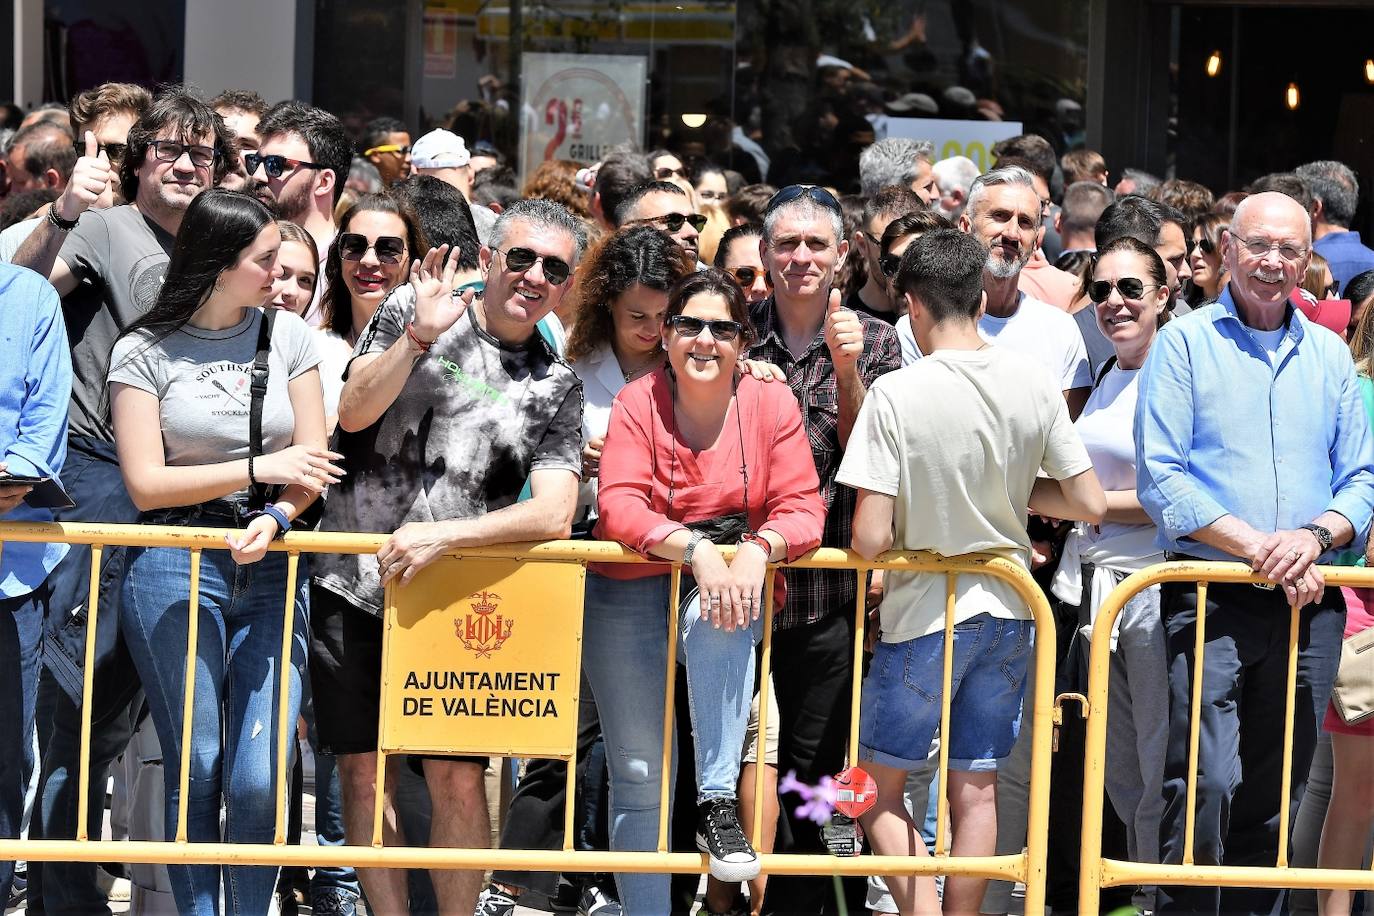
[411,129,471,169]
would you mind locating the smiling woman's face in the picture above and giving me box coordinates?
[340,209,409,306]
[663,291,740,385]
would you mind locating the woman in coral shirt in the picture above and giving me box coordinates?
[589,269,825,913]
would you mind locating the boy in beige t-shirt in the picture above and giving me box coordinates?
[837,228,1105,915]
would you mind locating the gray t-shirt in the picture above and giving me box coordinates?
[314,287,584,616]
[59,205,176,441]
[470,204,497,246]
[108,309,320,499]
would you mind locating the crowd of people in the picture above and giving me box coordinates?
[0,81,1373,916]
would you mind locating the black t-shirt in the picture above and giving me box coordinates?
[845,288,899,325]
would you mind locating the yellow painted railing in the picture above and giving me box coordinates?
[0,521,1058,908]
[1077,561,1374,914]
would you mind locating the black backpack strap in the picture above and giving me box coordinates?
[1092,353,1118,390]
[248,308,275,511]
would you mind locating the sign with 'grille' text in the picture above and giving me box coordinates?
[379,557,585,758]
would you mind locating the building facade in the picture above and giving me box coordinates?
[6,0,1374,209]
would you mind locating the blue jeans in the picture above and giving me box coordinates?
[860,614,1033,772]
[581,571,761,915]
[0,581,48,901]
[119,525,307,916]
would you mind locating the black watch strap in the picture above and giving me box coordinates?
[1301,523,1333,552]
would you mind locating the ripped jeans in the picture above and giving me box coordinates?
[119,503,307,916]
[580,570,762,915]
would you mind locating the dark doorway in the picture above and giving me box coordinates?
[1170,4,1374,233]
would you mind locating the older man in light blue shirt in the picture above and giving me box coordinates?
[1135,191,1374,915]
[0,262,71,904]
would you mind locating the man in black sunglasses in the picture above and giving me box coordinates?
[747,185,902,915]
[253,103,353,321]
[0,83,147,263]
[314,199,589,916]
[617,180,702,261]
[846,187,926,325]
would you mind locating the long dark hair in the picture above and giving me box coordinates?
[565,225,694,362]
[121,189,275,342]
[106,189,275,416]
[320,191,428,338]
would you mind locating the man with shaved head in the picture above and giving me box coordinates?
[1136,191,1374,915]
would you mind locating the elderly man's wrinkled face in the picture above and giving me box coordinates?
[1224,192,1312,313]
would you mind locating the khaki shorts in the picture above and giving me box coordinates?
[742,675,780,766]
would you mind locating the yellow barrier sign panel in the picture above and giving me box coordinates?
[379,557,585,758]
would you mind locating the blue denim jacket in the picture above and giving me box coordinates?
[0,264,71,598]
[1135,286,1374,560]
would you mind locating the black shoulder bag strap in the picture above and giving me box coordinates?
[248,307,276,512]
[1092,353,1118,390]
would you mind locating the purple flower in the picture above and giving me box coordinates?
[780,770,840,825]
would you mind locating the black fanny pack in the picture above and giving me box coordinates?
[684,511,750,546]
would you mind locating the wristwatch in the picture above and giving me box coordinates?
[1301,523,1333,553]
[682,530,707,566]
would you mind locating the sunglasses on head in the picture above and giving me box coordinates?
[1088,277,1154,303]
[727,266,772,288]
[667,315,743,341]
[494,246,572,285]
[245,152,325,180]
[764,184,843,215]
[879,252,902,279]
[640,212,707,233]
[339,233,407,264]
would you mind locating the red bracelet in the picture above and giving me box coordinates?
[741,532,772,560]
[405,322,434,352]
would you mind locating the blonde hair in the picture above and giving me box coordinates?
[694,202,733,267]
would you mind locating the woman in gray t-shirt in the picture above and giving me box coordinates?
[106,190,341,916]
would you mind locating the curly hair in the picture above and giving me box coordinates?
[521,159,592,219]
[564,225,694,362]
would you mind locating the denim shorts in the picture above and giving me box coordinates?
[859,613,1033,772]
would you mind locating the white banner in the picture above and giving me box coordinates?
[885,117,1024,173]
[520,53,646,181]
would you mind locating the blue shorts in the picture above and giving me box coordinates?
[859,613,1033,772]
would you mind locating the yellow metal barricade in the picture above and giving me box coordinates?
[1078,561,1374,914]
[0,521,1059,908]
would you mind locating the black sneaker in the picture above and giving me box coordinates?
[576,880,624,915]
[696,798,760,883]
[474,883,519,916]
[7,870,26,909]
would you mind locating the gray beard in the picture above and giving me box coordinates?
[986,251,1028,279]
